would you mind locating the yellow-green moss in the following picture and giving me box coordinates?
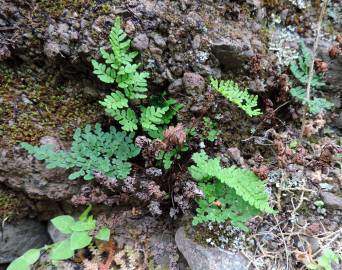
[35,0,95,17]
[0,188,24,222]
[0,63,100,147]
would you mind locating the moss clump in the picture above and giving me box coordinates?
[35,0,95,17]
[0,63,100,147]
[0,188,25,222]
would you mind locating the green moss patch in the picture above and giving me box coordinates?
[0,63,100,147]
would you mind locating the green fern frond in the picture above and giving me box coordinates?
[91,60,116,83]
[99,91,129,111]
[189,151,274,231]
[109,108,138,132]
[210,78,262,117]
[92,16,149,101]
[21,124,140,181]
[140,106,169,131]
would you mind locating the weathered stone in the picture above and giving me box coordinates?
[210,36,254,70]
[183,73,206,95]
[0,146,80,200]
[133,33,149,51]
[321,192,342,210]
[175,227,248,270]
[333,112,342,130]
[168,78,184,94]
[0,219,50,264]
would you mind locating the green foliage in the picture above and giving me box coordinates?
[202,117,220,142]
[306,249,340,270]
[156,145,189,170]
[21,123,140,181]
[140,106,169,131]
[210,78,262,117]
[92,17,181,136]
[289,43,333,115]
[189,151,274,231]
[8,206,110,270]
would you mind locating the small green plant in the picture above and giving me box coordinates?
[8,206,110,270]
[306,249,340,270]
[21,123,140,181]
[202,117,220,142]
[189,151,274,231]
[92,17,180,135]
[290,42,333,115]
[210,78,262,117]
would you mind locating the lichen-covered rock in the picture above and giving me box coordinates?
[183,73,206,95]
[0,219,50,264]
[175,227,248,270]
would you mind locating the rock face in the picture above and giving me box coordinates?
[175,227,248,270]
[0,146,80,200]
[0,219,50,264]
[321,192,342,210]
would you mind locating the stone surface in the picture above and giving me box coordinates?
[175,227,248,270]
[133,33,149,51]
[183,73,206,95]
[321,192,342,210]
[0,219,50,264]
[0,146,80,200]
[210,36,254,70]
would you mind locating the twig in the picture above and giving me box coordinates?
[300,0,329,138]
[99,239,115,270]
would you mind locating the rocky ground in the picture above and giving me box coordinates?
[0,0,341,269]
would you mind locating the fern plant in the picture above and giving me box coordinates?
[189,151,274,231]
[210,78,262,117]
[289,42,333,115]
[8,206,110,270]
[92,17,180,136]
[306,249,340,270]
[21,124,140,181]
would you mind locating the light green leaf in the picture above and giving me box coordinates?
[7,257,30,270]
[70,231,92,250]
[51,215,75,234]
[70,217,96,232]
[95,227,110,241]
[22,248,41,265]
[79,205,92,222]
[49,240,74,261]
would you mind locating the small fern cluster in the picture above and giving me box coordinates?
[210,78,262,117]
[21,124,140,181]
[290,42,333,115]
[189,151,274,231]
[92,17,180,136]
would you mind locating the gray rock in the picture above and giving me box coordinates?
[321,192,342,210]
[151,33,166,48]
[210,36,253,70]
[133,33,149,51]
[0,146,80,200]
[0,219,50,264]
[183,73,206,95]
[334,112,342,130]
[168,78,184,94]
[175,227,248,270]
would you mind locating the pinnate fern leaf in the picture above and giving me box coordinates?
[189,151,274,231]
[21,124,140,181]
[210,78,262,117]
[110,108,138,132]
[99,91,128,111]
[140,106,169,131]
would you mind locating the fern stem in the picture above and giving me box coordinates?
[300,0,329,138]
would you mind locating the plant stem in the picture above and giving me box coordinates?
[300,0,329,138]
